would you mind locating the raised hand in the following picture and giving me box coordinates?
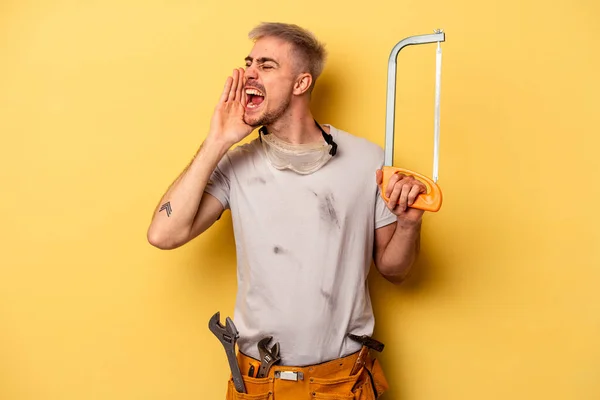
[208,68,253,146]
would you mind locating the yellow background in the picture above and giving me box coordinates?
[1,0,599,399]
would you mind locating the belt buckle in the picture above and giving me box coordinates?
[275,371,304,381]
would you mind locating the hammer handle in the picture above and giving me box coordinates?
[350,346,370,375]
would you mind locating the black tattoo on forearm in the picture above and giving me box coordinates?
[159,202,172,217]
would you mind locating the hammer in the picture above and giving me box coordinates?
[347,334,384,375]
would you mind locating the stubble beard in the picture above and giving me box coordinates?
[243,97,291,128]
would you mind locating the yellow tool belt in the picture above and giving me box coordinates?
[225,348,389,399]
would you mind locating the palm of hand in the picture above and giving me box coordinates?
[209,68,254,145]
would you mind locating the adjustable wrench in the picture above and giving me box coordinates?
[256,336,281,378]
[208,312,246,393]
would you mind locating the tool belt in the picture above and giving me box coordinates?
[225,348,389,400]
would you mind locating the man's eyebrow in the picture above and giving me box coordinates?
[245,56,279,66]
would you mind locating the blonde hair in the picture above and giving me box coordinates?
[248,22,327,88]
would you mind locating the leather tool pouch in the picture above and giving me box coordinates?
[226,352,389,399]
[309,357,389,400]
[225,375,273,400]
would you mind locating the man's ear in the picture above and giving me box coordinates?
[293,73,313,95]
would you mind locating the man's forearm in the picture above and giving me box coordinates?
[147,135,231,247]
[377,219,422,283]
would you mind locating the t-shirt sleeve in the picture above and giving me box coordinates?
[204,154,232,210]
[375,183,397,229]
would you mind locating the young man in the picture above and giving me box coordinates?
[148,22,426,399]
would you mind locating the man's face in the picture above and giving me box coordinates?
[243,36,299,127]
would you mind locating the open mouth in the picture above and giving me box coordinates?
[245,88,265,109]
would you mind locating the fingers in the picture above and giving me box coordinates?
[398,183,411,211]
[387,177,405,210]
[236,68,244,103]
[218,69,246,105]
[219,76,233,104]
[407,183,426,206]
[241,86,248,107]
[375,169,383,185]
[227,69,239,102]
[386,173,427,212]
[385,172,402,199]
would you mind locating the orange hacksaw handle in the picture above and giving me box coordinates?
[380,166,443,212]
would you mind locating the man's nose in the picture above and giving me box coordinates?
[245,64,258,81]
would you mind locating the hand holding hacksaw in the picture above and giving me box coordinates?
[381,29,445,212]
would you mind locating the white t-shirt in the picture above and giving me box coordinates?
[204,125,397,366]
